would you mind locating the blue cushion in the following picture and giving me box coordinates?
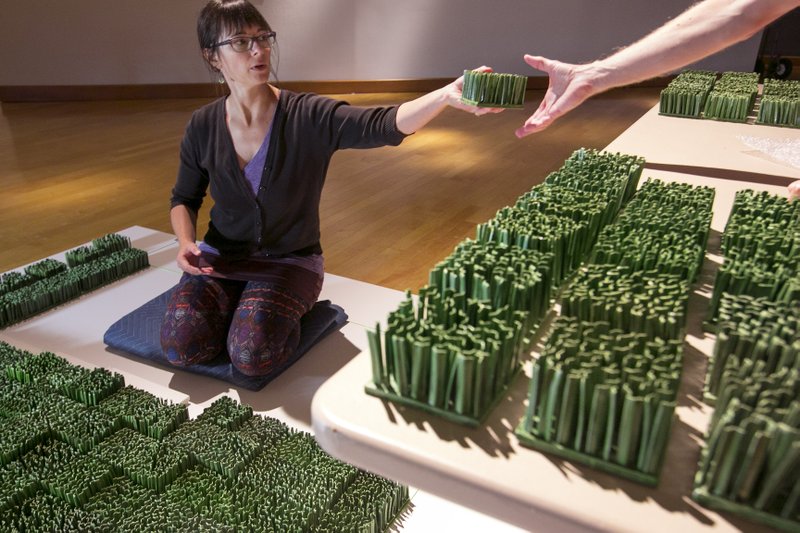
[103,287,348,391]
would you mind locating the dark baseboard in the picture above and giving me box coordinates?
[0,76,671,103]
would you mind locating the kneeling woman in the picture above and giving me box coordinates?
[161,0,499,376]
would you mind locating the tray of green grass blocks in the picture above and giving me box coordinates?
[0,340,410,532]
[366,149,645,426]
[460,69,527,108]
[707,190,800,324]
[757,78,800,128]
[659,70,717,117]
[516,179,714,485]
[0,233,149,329]
[703,71,759,123]
[692,187,800,531]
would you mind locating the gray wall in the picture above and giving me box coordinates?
[0,0,762,86]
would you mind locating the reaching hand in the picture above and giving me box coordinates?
[790,180,800,201]
[516,55,601,138]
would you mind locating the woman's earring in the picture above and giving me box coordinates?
[218,73,226,84]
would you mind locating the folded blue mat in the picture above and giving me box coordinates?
[103,286,348,391]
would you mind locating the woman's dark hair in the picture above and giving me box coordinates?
[197,0,277,79]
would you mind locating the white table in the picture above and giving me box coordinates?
[310,107,799,532]
[604,104,800,186]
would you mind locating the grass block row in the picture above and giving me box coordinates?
[0,233,150,328]
[0,342,410,531]
[696,189,800,530]
[368,148,645,426]
[660,70,761,122]
[548,148,644,205]
[517,179,713,485]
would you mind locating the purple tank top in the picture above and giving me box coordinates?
[243,122,272,195]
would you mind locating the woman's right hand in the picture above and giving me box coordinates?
[176,240,214,276]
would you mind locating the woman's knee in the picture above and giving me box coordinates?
[228,324,300,376]
[160,274,241,366]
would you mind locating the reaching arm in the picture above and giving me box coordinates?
[395,66,502,135]
[516,0,800,137]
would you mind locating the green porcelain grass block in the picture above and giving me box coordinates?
[0,460,39,512]
[560,264,690,341]
[707,190,800,322]
[593,179,714,283]
[703,72,759,123]
[721,189,800,258]
[428,239,554,326]
[64,234,133,268]
[757,79,800,128]
[98,385,189,440]
[659,70,717,118]
[514,184,622,256]
[515,316,681,485]
[0,271,34,298]
[0,234,150,329]
[693,401,800,531]
[0,490,88,531]
[477,208,590,286]
[548,148,645,204]
[0,411,50,466]
[366,287,528,426]
[89,428,191,493]
[706,294,800,406]
[36,393,121,453]
[24,258,68,281]
[461,69,527,108]
[0,341,411,531]
[194,395,253,431]
[591,225,705,282]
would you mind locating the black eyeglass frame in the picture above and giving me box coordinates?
[211,31,276,52]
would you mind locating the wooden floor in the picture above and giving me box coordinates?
[0,87,660,291]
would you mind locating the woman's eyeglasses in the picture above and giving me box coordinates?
[212,31,276,53]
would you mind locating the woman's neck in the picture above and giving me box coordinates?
[226,83,278,126]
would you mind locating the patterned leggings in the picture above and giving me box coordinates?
[160,263,322,377]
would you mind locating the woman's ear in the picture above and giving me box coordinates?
[203,48,220,72]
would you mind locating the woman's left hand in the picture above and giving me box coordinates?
[445,66,506,116]
[395,66,504,134]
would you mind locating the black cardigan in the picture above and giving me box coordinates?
[170,90,408,258]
